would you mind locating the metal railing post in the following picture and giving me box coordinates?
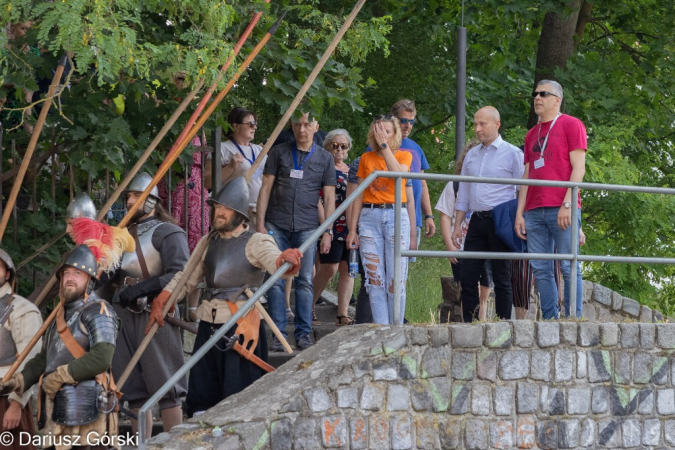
[570,186,579,318]
[393,176,402,324]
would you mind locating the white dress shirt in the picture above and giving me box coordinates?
[455,135,524,213]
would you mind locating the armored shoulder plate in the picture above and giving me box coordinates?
[80,299,118,347]
[120,219,164,279]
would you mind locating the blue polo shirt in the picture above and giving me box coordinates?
[364,137,429,228]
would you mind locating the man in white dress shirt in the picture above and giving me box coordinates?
[451,106,524,322]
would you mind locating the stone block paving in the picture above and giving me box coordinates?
[145,318,675,450]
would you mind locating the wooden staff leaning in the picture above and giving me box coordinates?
[5,4,274,383]
[118,10,291,387]
[245,0,368,182]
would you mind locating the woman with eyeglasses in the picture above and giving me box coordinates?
[205,107,266,226]
[313,129,355,325]
[346,116,413,325]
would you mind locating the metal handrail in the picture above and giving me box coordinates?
[137,169,675,446]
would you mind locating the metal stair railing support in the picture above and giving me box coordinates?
[135,170,379,447]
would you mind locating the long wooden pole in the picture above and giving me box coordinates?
[9,9,274,385]
[0,54,68,242]
[25,5,268,300]
[121,12,286,229]
[245,0,367,181]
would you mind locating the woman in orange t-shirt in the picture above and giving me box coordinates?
[346,116,413,324]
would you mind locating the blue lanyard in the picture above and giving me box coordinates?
[231,138,256,165]
[292,143,316,170]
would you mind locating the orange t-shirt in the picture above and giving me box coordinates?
[356,150,412,204]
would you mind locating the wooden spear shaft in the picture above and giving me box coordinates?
[8,7,274,385]
[118,13,289,388]
[245,0,367,181]
[0,54,68,243]
[26,4,267,299]
[120,12,286,229]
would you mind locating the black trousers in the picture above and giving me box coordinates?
[459,213,513,322]
[186,320,268,417]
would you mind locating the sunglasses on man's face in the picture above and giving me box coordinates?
[239,121,258,127]
[531,91,559,98]
[399,117,416,125]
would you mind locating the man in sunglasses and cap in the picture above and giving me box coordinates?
[515,80,587,320]
[151,177,302,417]
[0,245,119,450]
[108,172,190,434]
[0,249,42,450]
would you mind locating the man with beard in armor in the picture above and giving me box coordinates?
[150,177,302,417]
[0,245,118,450]
[108,172,189,434]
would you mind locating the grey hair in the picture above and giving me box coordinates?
[323,128,353,149]
[537,79,563,99]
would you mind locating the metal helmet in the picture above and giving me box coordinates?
[123,172,160,214]
[207,176,250,221]
[57,245,98,281]
[0,249,16,283]
[65,192,97,220]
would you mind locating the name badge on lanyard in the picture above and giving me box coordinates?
[533,113,561,170]
[291,143,316,180]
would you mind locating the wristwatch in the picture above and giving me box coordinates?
[323,229,333,237]
[380,143,388,149]
[425,215,434,220]
[562,201,572,209]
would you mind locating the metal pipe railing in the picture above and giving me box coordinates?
[135,170,380,447]
[138,169,675,446]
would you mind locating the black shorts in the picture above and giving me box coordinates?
[317,238,350,264]
[451,260,493,287]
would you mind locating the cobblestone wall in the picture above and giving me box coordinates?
[147,319,675,449]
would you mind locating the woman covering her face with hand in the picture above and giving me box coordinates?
[346,116,414,324]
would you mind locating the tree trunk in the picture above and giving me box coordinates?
[528,0,585,127]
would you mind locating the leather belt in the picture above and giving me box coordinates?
[362,203,406,209]
[473,210,492,219]
[123,276,147,286]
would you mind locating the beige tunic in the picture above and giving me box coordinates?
[0,283,42,407]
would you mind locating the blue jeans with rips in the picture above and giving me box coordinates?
[265,222,317,339]
[524,207,583,320]
[357,207,410,324]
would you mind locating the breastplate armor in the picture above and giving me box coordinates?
[120,219,164,278]
[0,295,17,366]
[203,230,265,296]
[45,298,92,374]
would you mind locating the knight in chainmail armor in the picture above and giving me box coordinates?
[155,177,302,417]
[0,245,118,450]
[107,172,189,433]
[0,249,42,450]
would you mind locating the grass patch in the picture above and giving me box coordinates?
[406,231,449,323]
